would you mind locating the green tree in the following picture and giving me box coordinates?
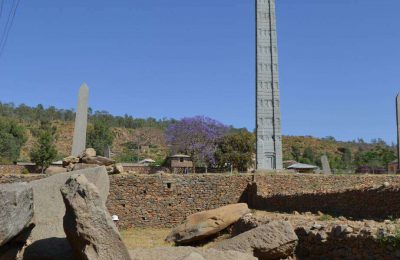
[30,121,58,173]
[86,119,114,156]
[302,147,315,164]
[215,130,255,172]
[291,145,301,161]
[337,147,353,170]
[354,146,396,172]
[0,118,27,163]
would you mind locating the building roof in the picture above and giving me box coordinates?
[287,163,318,170]
[139,159,156,164]
[169,154,191,159]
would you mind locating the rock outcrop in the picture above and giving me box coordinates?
[25,166,109,260]
[0,182,34,247]
[166,203,250,244]
[129,247,257,260]
[213,221,298,260]
[61,174,131,260]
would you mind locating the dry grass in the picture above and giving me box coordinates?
[120,228,173,249]
[120,227,232,250]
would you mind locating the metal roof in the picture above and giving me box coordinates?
[169,154,191,158]
[287,163,318,169]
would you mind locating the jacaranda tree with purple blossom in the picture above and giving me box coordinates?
[165,116,228,170]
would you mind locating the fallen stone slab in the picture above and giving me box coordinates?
[25,166,109,260]
[82,155,115,166]
[61,174,130,260]
[213,221,298,260]
[129,247,257,260]
[0,182,33,247]
[166,203,250,244]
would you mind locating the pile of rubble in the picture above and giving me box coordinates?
[232,212,400,259]
[47,148,124,175]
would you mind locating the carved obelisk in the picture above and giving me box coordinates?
[256,0,283,170]
[396,94,400,171]
[71,83,89,156]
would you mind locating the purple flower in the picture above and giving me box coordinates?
[165,116,228,166]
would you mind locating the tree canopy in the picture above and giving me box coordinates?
[166,116,228,167]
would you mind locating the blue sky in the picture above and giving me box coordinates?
[0,0,399,143]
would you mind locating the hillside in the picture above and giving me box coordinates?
[17,121,387,166]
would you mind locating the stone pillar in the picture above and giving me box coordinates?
[321,155,332,174]
[256,0,283,170]
[71,83,89,156]
[397,94,400,171]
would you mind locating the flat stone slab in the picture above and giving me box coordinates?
[213,221,298,259]
[0,182,33,246]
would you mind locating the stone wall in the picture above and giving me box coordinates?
[106,174,253,229]
[3,172,400,229]
[0,174,46,184]
[0,165,37,174]
[253,174,400,220]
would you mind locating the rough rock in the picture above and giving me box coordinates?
[72,163,98,171]
[62,156,80,167]
[25,166,109,260]
[82,155,115,166]
[213,221,298,260]
[83,148,97,157]
[45,166,67,175]
[61,174,130,260]
[0,182,34,247]
[129,247,257,260]
[166,203,250,244]
[114,163,124,174]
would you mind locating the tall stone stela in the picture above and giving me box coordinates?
[71,83,89,156]
[256,0,283,170]
[396,94,400,171]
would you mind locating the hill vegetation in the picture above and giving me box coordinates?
[0,102,396,172]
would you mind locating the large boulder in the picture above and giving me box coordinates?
[213,221,298,260]
[166,203,250,244]
[83,148,96,157]
[61,174,131,260]
[82,155,115,166]
[45,166,67,175]
[72,163,98,171]
[0,182,34,247]
[24,166,109,260]
[129,247,257,260]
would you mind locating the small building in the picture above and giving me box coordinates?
[138,158,156,166]
[167,154,193,174]
[283,160,297,169]
[287,163,319,173]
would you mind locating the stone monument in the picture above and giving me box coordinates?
[396,94,400,171]
[71,83,89,156]
[320,155,332,174]
[256,0,283,170]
